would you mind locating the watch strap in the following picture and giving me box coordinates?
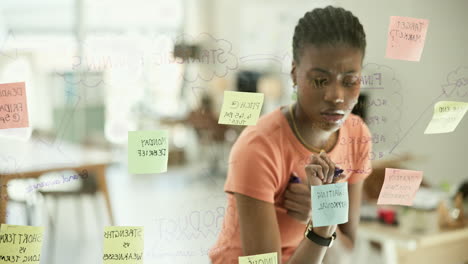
[304,224,336,247]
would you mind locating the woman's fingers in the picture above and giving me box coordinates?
[310,154,329,181]
[319,151,336,184]
[284,198,310,223]
[304,164,324,186]
[284,191,309,207]
[307,152,339,184]
[284,198,310,213]
[285,181,312,223]
[284,188,310,208]
[287,210,309,224]
[286,182,310,195]
[305,152,343,185]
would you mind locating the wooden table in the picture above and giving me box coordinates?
[0,137,114,224]
[355,221,468,264]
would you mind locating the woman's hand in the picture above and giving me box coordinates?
[285,174,311,224]
[307,151,345,237]
[284,151,346,225]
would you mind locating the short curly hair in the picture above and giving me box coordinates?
[292,6,366,64]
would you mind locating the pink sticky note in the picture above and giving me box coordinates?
[377,168,423,206]
[385,16,429,62]
[0,82,29,129]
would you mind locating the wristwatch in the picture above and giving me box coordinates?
[304,221,337,247]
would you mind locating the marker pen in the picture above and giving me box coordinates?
[289,174,301,183]
[334,168,344,177]
[289,168,344,183]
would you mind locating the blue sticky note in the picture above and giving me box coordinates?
[311,182,349,227]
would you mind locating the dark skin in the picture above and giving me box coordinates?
[235,43,364,263]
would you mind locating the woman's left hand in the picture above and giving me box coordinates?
[284,175,312,224]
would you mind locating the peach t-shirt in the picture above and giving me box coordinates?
[209,107,373,264]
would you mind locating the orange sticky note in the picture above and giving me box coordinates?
[0,82,29,129]
[377,168,423,206]
[385,16,429,61]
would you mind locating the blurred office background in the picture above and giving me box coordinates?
[0,0,467,263]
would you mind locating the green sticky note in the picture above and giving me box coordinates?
[311,182,349,227]
[218,91,264,126]
[0,224,44,264]
[238,252,278,264]
[103,226,144,264]
[128,130,169,174]
[424,101,468,134]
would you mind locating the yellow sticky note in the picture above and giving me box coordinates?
[424,101,468,134]
[103,226,144,264]
[219,91,264,126]
[128,130,169,174]
[239,252,278,264]
[0,224,44,264]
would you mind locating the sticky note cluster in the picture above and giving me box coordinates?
[0,224,44,264]
[219,91,264,126]
[128,130,169,174]
[378,168,423,206]
[424,101,468,134]
[311,182,349,227]
[239,252,278,264]
[103,226,144,264]
[0,82,29,129]
[385,16,429,61]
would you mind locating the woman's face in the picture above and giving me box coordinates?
[292,44,363,132]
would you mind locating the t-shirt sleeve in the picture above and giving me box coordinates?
[348,119,373,184]
[224,132,280,204]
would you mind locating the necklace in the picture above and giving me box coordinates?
[288,104,329,153]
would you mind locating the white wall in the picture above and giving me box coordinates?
[204,0,468,186]
[341,0,468,186]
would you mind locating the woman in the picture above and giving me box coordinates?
[209,6,372,264]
